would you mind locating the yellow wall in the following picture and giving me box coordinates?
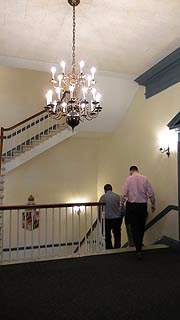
[1,64,180,245]
[1,65,179,211]
[98,83,180,214]
[97,83,180,244]
[0,65,49,127]
[0,65,102,206]
[4,134,99,205]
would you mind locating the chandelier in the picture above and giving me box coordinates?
[45,0,102,131]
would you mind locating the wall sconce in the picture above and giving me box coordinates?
[73,206,85,214]
[159,146,170,157]
[158,127,177,158]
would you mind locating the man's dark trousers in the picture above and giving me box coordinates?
[105,218,122,249]
[126,202,147,252]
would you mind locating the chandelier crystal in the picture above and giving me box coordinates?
[45,0,102,131]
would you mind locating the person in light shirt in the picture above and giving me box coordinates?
[121,166,156,259]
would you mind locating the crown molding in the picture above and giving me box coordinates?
[135,47,180,99]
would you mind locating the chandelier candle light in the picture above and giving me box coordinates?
[45,0,102,131]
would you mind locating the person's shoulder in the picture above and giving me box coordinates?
[140,174,148,180]
[136,173,146,179]
[125,175,132,181]
[99,194,105,202]
[139,174,150,183]
[112,192,120,198]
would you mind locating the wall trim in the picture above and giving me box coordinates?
[135,47,180,99]
[167,111,180,131]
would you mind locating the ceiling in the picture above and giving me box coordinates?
[0,0,179,133]
[0,0,179,76]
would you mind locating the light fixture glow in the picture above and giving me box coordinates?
[158,128,178,151]
[158,127,178,157]
[73,205,85,214]
[44,0,102,131]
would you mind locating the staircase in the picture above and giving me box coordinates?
[75,205,179,254]
[0,110,76,192]
[0,110,76,261]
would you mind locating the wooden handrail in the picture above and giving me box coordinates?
[2,110,46,132]
[0,109,46,173]
[0,201,104,210]
[1,90,68,133]
[0,90,68,174]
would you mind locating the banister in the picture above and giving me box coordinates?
[74,219,98,253]
[1,90,68,133]
[0,91,68,174]
[75,204,179,252]
[0,201,105,263]
[0,201,104,210]
[2,110,46,132]
[0,109,46,174]
[122,204,179,248]
[145,205,178,231]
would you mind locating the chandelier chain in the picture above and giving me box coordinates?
[72,5,76,70]
[44,0,102,131]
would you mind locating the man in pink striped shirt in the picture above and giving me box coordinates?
[121,166,156,259]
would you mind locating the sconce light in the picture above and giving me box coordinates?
[73,206,85,214]
[159,146,170,157]
[158,127,177,158]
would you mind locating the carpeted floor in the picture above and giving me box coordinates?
[1,247,180,320]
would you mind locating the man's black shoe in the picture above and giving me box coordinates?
[136,252,143,260]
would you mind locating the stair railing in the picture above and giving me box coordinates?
[145,205,178,231]
[0,92,68,173]
[122,204,179,248]
[0,201,105,265]
[0,110,67,173]
[74,218,101,254]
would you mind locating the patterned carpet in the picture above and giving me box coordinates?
[1,247,180,320]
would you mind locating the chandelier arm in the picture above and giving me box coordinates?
[84,113,99,120]
[52,112,63,120]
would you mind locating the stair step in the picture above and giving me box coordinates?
[48,131,60,137]
[12,151,23,157]
[39,136,49,141]
[2,156,15,162]
[2,123,73,173]
[31,140,41,146]
[22,145,32,150]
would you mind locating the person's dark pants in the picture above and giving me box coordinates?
[125,224,134,247]
[105,218,122,249]
[126,202,147,252]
